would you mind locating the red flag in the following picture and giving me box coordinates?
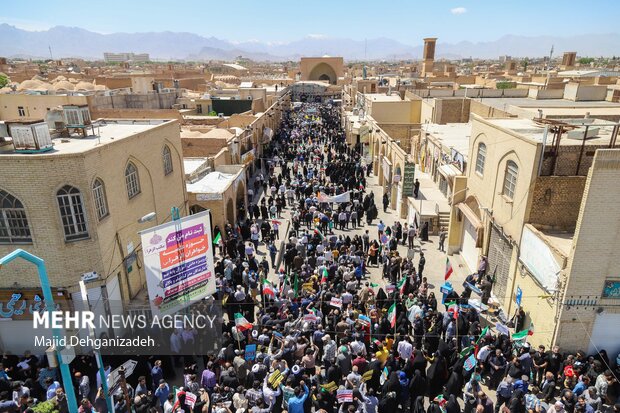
[444,258,453,280]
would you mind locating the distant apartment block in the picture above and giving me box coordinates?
[103,52,150,63]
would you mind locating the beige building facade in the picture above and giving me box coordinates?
[446,115,620,352]
[0,119,187,305]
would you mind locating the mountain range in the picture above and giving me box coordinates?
[1,24,618,61]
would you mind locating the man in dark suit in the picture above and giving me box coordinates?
[541,371,557,403]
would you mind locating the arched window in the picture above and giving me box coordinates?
[125,162,141,199]
[0,189,32,244]
[475,143,486,175]
[92,179,109,220]
[56,185,89,241]
[162,145,173,175]
[503,161,518,199]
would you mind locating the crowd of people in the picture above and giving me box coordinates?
[1,102,619,413]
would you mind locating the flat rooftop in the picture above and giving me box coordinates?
[183,158,209,175]
[0,119,173,157]
[425,123,472,158]
[483,97,620,110]
[364,94,402,102]
[483,117,619,146]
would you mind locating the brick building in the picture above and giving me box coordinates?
[0,118,187,305]
[446,115,620,352]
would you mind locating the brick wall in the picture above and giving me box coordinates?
[555,149,620,353]
[435,98,470,124]
[182,137,228,157]
[529,176,587,230]
[540,145,608,176]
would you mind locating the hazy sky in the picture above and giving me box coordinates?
[2,0,617,44]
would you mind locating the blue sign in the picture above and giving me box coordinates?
[245,344,257,361]
[516,287,523,307]
[602,280,620,299]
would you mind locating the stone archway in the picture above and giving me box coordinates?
[226,198,235,224]
[236,180,247,221]
[308,62,337,84]
[189,204,207,215]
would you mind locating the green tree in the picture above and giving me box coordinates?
[496,81,516,89]
[0,73,9,88]
[32,401,59,413]
[208,110,218,116]
[578,57,595,65]
[521,58,529,71]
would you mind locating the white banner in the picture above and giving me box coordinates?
[519,226,561,292]
[139,211,216,315]
[318,191,351,203]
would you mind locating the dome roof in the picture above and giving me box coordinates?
[0,87,12,94]
[52,75,67,83]
[53,80,75,91]
[17,79,53,91]
[74,81,95,91]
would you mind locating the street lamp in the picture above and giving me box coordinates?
[0,250,79,413]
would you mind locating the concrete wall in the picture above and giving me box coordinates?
[469,100,516,119]
[91,108,182,121]
[370,100,421,124]
[529,88,565,100]
[0,94,88,120]
[556,149,620,353]
[529,176,587,230]
[412,88,528,99]
[564,83,608,101]
[87,92,178,111]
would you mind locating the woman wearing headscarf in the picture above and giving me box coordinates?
[412,350,428,378]
[447,394,461,413]
[409,369,427,406]
[426,353,448,399]
[412,395,426,413]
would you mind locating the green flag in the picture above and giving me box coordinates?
[476,326,489,344]
[512,329,529,340]
[459,346,474,359]
[293,273,299,298]
[213,232,221,245]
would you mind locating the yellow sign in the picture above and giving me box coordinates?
[321,381,338,392]
[268,369,284,387]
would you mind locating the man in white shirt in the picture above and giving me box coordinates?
[397,337,414,361]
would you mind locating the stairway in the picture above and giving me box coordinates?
[438,211,450,230]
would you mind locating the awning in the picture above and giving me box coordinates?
[438,164,461,181]
[457,202,483,229]
[456,201,484,247]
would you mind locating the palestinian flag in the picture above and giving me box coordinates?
[387,303,397,328]
[444,257,453,280]
[263,279,275,297]
[321,267,328,284]
[213,232,221,245]
[397,277,407,295]
[234,313,252,332]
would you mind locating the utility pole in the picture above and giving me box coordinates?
[49,45,53,61]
